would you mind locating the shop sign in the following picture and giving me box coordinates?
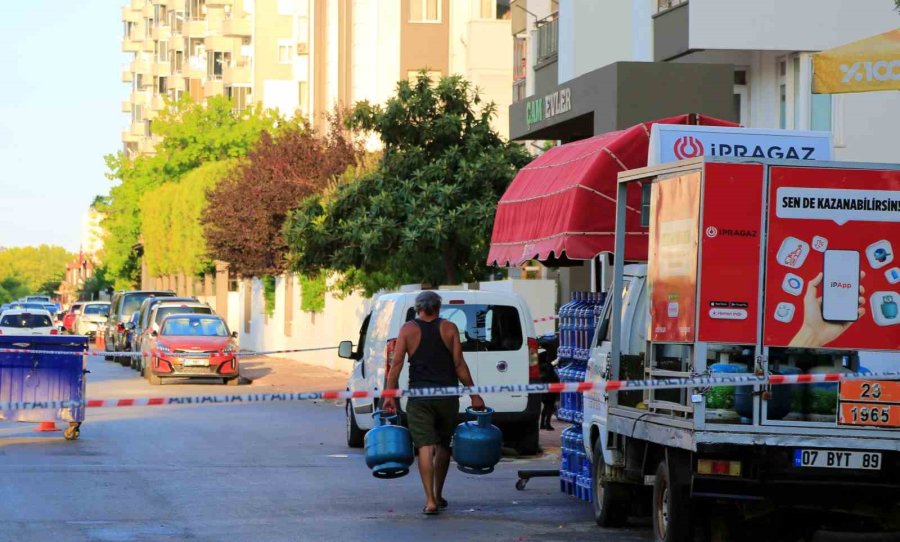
[648,125,832,166]
[525,88,572,126]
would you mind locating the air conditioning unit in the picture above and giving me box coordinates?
[296,42,308,55]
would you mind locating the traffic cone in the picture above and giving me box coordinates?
[35,421,61,432]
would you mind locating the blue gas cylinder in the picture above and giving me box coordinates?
[453,407,503,475]
[365,410,414,479]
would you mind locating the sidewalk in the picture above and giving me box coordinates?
[240,355,349,392]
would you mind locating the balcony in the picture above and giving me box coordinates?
[204,79,224,97]
[205,35,234,52]
[222,17,251,37]
[534,13,558,68]
[121,66,133,83]
[121,99,132,113]
[223,64,250,85]
[186,56,206,79]
[141,38,155,52]
[512,79,526,103]
[185,19,207,38]
[151,24,171,41]
[122,37,141,53]
[122,5,142,23]
[153,61,172,77]
[131,58,151,75]
[207,0,234,5]
[122,129,141,143]
[653,0,689,61]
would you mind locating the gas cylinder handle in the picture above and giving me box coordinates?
[372,409,399,425]
[465,406,495,428]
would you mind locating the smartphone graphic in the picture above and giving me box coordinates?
[822,250,860,322]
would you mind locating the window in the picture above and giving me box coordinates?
[186,0,206,21]
[168,10,184,33]
[157,40,168,62]
[169,50,184,73]
[479,0,494,19]
[733,68,749,126]
[778,59,787,129]
[226,86,251,112]
[810,94,832,132]
[0,313,52,328]
[207,51,230,79]
[154,306,212,327]
[154,5,167,24]
[144,18,153,38]
[403,304,523,352]
[157,76,167,94]
[409,0,440,23]
[278,43,293,64]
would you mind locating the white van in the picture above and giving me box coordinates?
[340,290,543,454]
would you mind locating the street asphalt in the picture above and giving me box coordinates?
[0,354,653,542]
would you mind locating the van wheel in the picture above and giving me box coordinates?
[653,458,691,542]
[346,402,365,448]
[592,444,629,527]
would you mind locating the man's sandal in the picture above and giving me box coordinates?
[422,506,440,515]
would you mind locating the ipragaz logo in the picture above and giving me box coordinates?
[673,136,704,160]
[705,226,718,238]
[706,225,757,239]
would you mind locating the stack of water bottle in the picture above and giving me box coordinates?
[556,291,606,503]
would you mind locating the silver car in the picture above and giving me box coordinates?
[74,301,110,337]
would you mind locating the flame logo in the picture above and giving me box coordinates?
[705,226,718,238]
[673,136,704,160]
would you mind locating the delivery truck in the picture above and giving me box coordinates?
[581,157,900,541]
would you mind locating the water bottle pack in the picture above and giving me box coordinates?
[555,291,605,504]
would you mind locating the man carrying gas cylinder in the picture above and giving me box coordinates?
[382,290,485,515]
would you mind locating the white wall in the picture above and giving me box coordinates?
[479,279,558,336]
[558,0,652,84]
[351,0,400,106]
[464,19,513,139]
[688,0,899,52]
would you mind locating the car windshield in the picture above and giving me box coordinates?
[122,293,171,318]
[161,316,228,337]
[11,303,47,312]
[83,304,108,315]
[0,313,52,328]
[154,306,212,326]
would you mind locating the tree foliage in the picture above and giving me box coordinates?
[78,265,114,301]
[103,96,281,287]
[0,245,73,293]
[203,117,361,277]
[0,276,31,304]
[141,160,237,278]
[284,73,530,294]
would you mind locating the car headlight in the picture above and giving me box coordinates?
[156,343,172,354]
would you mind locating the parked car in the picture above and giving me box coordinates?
[143,313,239,386]
[62,303,84,333]
[104,290,175,365]
[339,290,542,453]
[41,303,60,321]
[25,295,52,303]
[137,300,213,373]
[73,301,110,337]
[130,296,198,368]
[0,309,59,336]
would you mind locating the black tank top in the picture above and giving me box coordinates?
[408,318,458,390]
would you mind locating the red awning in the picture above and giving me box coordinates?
[487,114,738,266]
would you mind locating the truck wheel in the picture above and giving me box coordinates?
[591,444,629,527]
[346,402,365,448]
[653,459,691,542]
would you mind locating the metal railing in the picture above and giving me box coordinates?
[534,13,558,66]
[512,79,526,103]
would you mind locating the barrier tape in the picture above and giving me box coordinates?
[2,369,899,411]
[0,346,338,358]
[533,315,559,323]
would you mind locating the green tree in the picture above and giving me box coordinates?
[0,245,73,293]
[284,73,529,294]
[103,96,281,288]
[141,160,237,279]
[0,276,31,304]
[78,265,114,301]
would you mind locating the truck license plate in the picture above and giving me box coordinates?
[182,359,209,367]
[794,449,881,470]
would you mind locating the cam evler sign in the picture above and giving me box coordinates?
[525,88,572,126]
[648,125,833,166]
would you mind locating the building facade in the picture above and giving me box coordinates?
[121,0,515,157]
[509,0,900,161]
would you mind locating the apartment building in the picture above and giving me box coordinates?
[509,0,900,161]
[121,0,515,157]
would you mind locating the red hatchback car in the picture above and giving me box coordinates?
[144,313,240,386]
[62,303,84,333]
